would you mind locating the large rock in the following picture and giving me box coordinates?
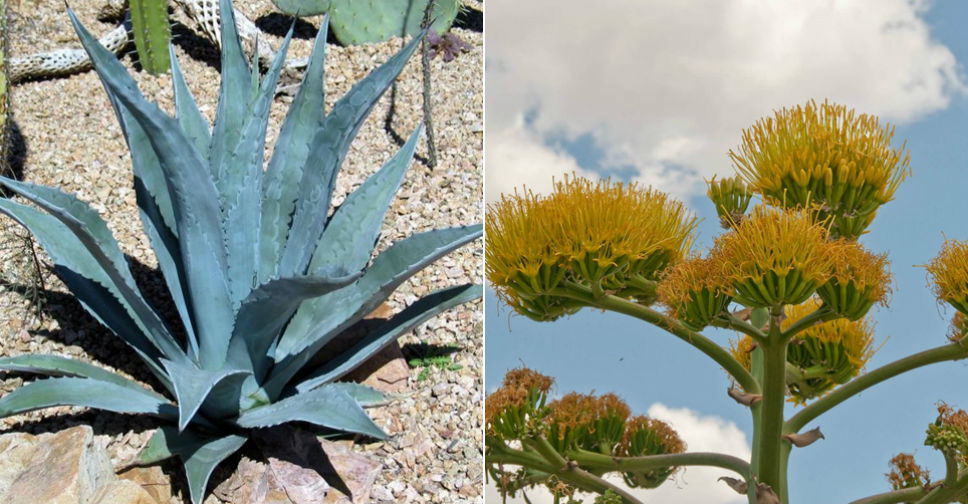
[0,425,163,504]
[213,426,381,504]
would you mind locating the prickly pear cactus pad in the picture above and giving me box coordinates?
[0,1,483,502]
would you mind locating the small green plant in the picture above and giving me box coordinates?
[486,100,968,503]
[405,340,462,381]
[0,1,481,503]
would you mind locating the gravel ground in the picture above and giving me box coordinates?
[1,1,482,503]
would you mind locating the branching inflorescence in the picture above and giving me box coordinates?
[486,100,968,504]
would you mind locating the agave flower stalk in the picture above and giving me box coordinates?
[487,100,968,502]
[0,2,481,502]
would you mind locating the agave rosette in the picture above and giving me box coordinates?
[0,3,480,502]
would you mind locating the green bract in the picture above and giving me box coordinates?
[0,2,481,503]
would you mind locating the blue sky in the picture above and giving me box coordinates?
[485,1,968,502]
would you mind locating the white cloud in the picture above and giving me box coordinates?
[485,404,751,504]
[485,0,966,202]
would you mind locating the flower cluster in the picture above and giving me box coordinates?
[486,176,696,319]
[730,299,875,404]
[925,402,968,464]
[656,253,733,330]
[730,99,910,239]
[706,175,753,228]
[715,206,833,307]
[926,238,968,315]
[817,239,892,320]
[485,367,555,439]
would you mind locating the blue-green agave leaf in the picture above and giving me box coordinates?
[277,33,424,278]
[222,26,294,304]
[169,44,211,155]
[295,284,481,392]
[0,178,187,363]
[209,0,252,183]
[0,198,173,388]
[275,225,482,361]
[319,382,386,406]
[225,269,361,380]
[69,9,234,369]
[0,354,167,399]
[267,226,481,396]
[139,427,247,504]
[260,18,328,284]
[0,376,177,420]
[113,101,197,356]
[235,386,385,439]
[133,177,198,359]
[160,358,250,432]
[309,126,422,275]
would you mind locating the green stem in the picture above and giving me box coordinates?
[916,471,968,504]
[570,449,753,479]
[524,437,643,504]
[754,333,788,495]
[848,487,928,504]
[786,342,968,433]
[781,306,837,341]
[943,451,959,488]
[712,312,767,342]
[552,287,760,394]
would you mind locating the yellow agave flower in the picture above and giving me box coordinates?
[925,238,968,315]
[486,176,696,316]
[817,239,892,320]
[716,205,833,307]
[730,99,910,239]
[656,253,733,330]
[620,415,686,489]
[730,299,875,405]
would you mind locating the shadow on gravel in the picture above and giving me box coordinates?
[0,253,187,394]
[1,119,27,196]
[255,12,319,40]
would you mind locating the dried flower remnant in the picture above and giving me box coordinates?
[818,239,892,320]
[547,392,631,452]
[715,205,833,307]
[730,99,910,239]
[427,31,473,62]
[485,367,555,437]
[926,238,968,315]
[886,453,932,491]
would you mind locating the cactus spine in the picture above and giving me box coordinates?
[130,0,171,74]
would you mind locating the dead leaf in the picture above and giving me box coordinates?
[783,427,825,448]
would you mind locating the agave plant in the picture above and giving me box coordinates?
[0,1,481,502]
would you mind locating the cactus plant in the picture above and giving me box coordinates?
[486,101,968,503]
[129,0,171,74]
[0,1,481,502]
[328,0,461,46]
